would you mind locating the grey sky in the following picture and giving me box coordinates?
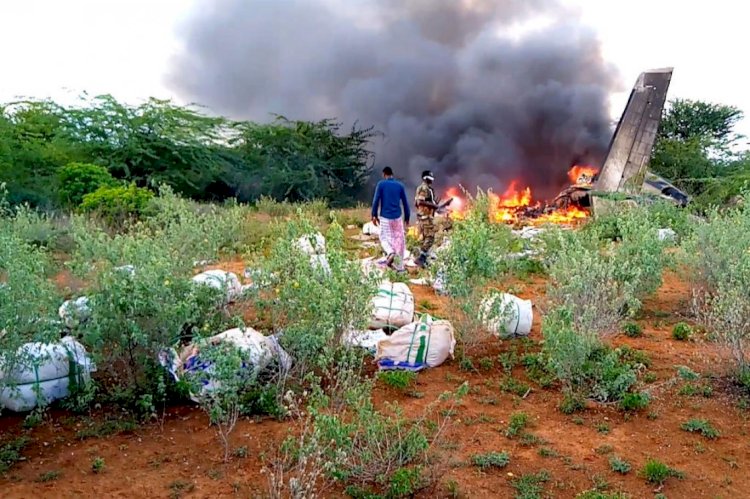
[1,0,747,144]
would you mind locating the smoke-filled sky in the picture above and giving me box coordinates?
[169,0,619,197]
[1,0,749,196]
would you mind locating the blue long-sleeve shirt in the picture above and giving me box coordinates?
[371,178,410,221]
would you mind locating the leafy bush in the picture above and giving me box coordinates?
[640,458,684,485]
[672,322,692,341]
[622,322,642,338]
[686,196,750,377]
[186,342,251,461]
[545,206,668,336]
[511,470,550,499]
[0,437,30,473]
[69,218,230,413]
[253,217,377,378]
[609,456,631,474]
[471,451,510,470]
[619,392,650,412]
[91,456,105,474]
[505,412,529,438]
[80,183,153,226]
[681,418,720,439]
[58,162,116,207]
[379,371,416,391]
[542,309,642,405]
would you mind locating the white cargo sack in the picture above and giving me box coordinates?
[362,221,380,236]
[375,316,456,371]
[310,254,332,276]
[58,296,91,329]
[159,327,291,403]
[343,328,388,353]
[0,336,96,412]
[370,281,414,330]
[480,293,533,337]
[657,228,677,242]
[296,232,326,255]
[192,270,244,302]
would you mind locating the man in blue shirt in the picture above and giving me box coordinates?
[371,166,410,271]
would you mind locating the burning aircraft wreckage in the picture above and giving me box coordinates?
[442,67,687,226]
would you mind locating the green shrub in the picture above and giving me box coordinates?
[609,456,631,474]
[622,322,643,338]
[640,458,684,485]
[80,183,153,225]
[69,219,230,413]
[559,393,586,414]
[672,322,692,341]
[686,196,750,377]
[471,451,510,470]
[387,467,426,498]
[58,162,116,207]
[379,371,416,391]
[35,470,61,482]
[505,412,529,438]
[676,365,700,380]
[619,392,650,412]
[0,437,30,473]
[681,418,720,439]
[511,470,551,499]
[253,218,377,378]
[91,456,105,474]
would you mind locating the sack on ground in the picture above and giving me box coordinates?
[309,254,332,276]
[59,296,92,329]
[159,327,291,402]
[0,336,96,412]
[342,328,388,353]
[369,281,414,329]
[480,292,533,337]
[296,232,326,255]
[375,316,455,371]
[191,270,244,302]
[362,221,381,236]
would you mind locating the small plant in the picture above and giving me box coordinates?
[596,422,610,434]
[595,444,613,455]
[511,470,551,499]
[672,322,692,341]
[609,456,631,474]
[623,322,643,338]
[36,470,61,482]
[576,492,629,499]
[681,418,720,439]
[560,393,586,414]
[640,458,684,485]
[459,357,476,372]
[378,371,416,391]
[678,383,713,397]
[91,457,105,474]
[505,412,529,438]
[538,447,559,458]
[445,479,461,498]
[471,451,510,470]
[387,467,425,498]
[233,446,248,459]
[500,377,531,397]
[676,365,700,380]
[619,392,650,412]
[169,479,196,499]
[479,357,495,370]
[643,372,657,383]
[0,437,30,473]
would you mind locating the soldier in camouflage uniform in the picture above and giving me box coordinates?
[414,170,440,268]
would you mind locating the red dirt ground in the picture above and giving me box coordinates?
[2,264,749,498]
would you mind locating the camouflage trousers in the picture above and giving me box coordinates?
[417,216,436,254]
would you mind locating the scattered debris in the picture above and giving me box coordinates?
[342,328,388,353]
[58,296,91,329]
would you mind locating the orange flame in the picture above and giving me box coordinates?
[568,165,599,185]
[430,165,597,227]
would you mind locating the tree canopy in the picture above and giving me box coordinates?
[0,96,376,209]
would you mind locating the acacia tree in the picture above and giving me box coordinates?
[650,99,744,201]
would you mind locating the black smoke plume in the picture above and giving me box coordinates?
[169,0,620,199]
